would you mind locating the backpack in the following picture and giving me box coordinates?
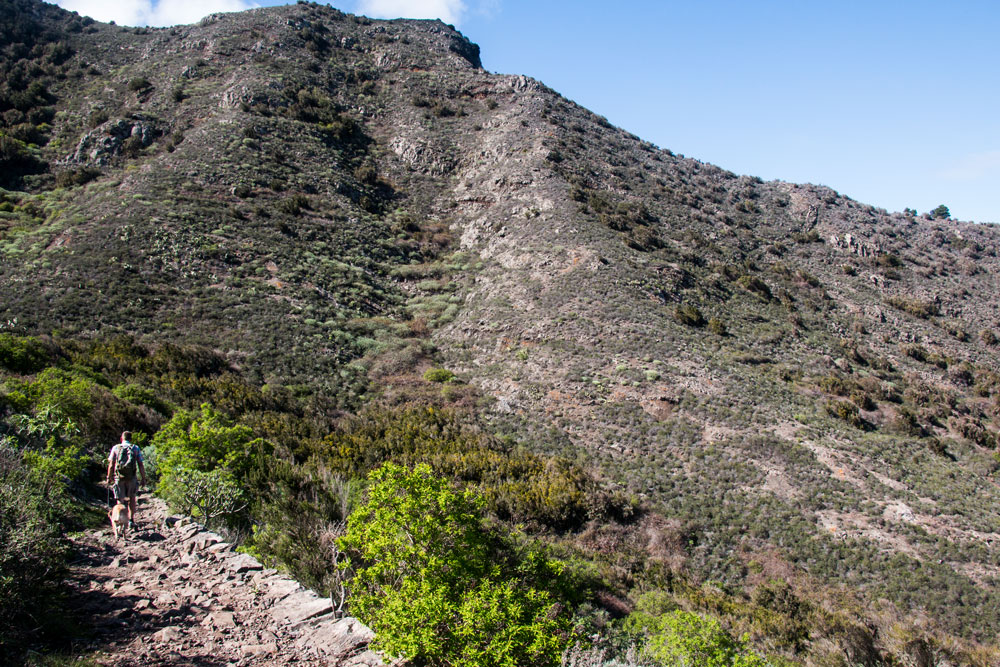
[115,443,138,480]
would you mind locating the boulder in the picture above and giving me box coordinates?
[225,553,263,573]
[270,591,332,625]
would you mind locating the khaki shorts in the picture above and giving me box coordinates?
[113,476,139,501]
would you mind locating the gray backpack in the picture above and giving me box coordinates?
[115,444,138,480]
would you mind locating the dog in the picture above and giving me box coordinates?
[109,501,129,541]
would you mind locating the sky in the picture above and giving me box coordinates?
[49,0,1000,223]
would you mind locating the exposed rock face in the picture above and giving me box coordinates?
[66,117,163,165]
[66,497,382,666]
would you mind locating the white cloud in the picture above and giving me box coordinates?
[355,0,467,25]
[938,149,1000,182]
[51,0,259,27]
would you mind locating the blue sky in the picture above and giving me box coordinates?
[51,1,1000,222]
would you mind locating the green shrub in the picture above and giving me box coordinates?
[641,610,768,667]
[21,437,87,492]
[423,367,455,383]
[339,463,572,666]
[876,253,902,268]
[886,296,939,319]
[112,383,170,415]
[15,368,96,430]
[317,408,623,530]
[171,467,248,528]
[708,318,727,336]
[54,166,101,188]
[245,456,353,592]
[825,400,865,429]
[151,404,270,512]
[278,194,310,215]
[0,447,70,655]
[736,275,772,300]
[127,76,152,92]
[674,304,706,327]
[0,334,49,373]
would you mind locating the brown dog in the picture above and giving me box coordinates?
[109,501,129,540]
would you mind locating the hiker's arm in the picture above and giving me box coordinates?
[105,455,114,484]
[139,459,147,487]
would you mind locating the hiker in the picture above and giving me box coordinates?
[106,431,147,531]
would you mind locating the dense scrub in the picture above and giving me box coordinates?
[2,332,996,665]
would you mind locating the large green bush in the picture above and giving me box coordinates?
[151,403,269,520]
[339,462,572,666]
[643,610,768,667]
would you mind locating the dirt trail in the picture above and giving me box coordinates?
[63,496,384,666]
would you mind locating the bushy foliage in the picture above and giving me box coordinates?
[151,403,269,519]
[339,463,572,666]
[640,610,768,667]
[736,275,772,300]
[245,457,352,592]
[318,407,632,530]
[0,446,70,655]
[422,367,456,383]
[886,296,939,319]
[708,318,727,336]
[825,399,866,429]
[127,76,151,92]
[172,467,248,528]
[0,333,50,373]
[674,304,706,327]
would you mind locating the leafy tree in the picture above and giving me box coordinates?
[338,462,571,666]
[151,403,269,513]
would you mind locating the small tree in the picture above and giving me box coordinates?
[930,204,950,220]
[339,463,570,666]
[151,403,268,513]
[174,467,248,528]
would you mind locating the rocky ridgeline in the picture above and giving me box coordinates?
[66,497,384,666]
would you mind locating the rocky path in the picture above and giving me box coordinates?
[63,496,385,666]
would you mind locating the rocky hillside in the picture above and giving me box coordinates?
[2,0,999,662]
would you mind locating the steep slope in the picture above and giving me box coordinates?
[1,0,999,652]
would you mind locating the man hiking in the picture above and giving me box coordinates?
[106,431,147,531]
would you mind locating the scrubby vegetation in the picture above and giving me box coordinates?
[2,1,1000,664]
[2,332,997,665]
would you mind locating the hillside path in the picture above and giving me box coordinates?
[63,495,384,666]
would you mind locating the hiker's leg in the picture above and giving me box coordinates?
[125,478,139,523]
